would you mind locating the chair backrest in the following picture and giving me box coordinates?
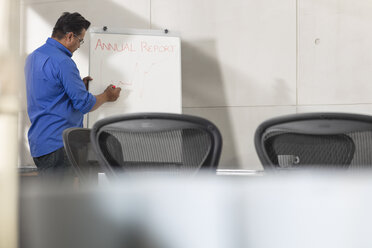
[63,128,101,183]
[254,112,372,170]
[90,113,222,177]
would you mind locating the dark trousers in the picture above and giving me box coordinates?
[33,147,74,182]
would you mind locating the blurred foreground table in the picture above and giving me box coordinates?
[20,170,372,248]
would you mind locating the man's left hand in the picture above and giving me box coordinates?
[83,76,93,90]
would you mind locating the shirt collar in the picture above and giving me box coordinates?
[46,37,72,57]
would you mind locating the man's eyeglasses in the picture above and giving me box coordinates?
[72,33,84,45]
[73,33,84,45]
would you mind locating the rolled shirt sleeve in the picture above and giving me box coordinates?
[59,58,96,114]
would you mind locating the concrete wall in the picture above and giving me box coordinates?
[19,0,372,170]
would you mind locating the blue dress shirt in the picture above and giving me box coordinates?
[25,38,96,157]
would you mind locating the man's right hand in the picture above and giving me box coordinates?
[90,84,122,112]
[104,84,121,102]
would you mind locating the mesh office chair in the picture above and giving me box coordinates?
[90,113,222,177]
[254,112,372,170]
[63,128,101,183]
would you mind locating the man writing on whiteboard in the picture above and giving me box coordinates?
[25,12,121,180]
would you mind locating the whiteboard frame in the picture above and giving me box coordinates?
[87,27,182,127]
[89,26,180,37]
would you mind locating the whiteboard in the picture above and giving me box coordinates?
[87,28,182,127]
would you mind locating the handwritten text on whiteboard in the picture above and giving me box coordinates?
[95,39,176,53]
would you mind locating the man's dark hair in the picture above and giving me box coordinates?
[52,12,90,39]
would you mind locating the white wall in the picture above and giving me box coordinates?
[19,0,372,170]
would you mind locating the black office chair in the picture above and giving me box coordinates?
[63,128,101,183]
[90,113,222,177]
[254,112,372,170]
